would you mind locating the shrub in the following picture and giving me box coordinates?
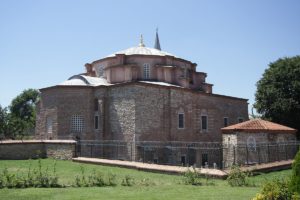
[74,166,88,187]
[90,170,106,187]
[252,178,299,200]
[138,178,155,186]
[121,175,135,186]
[107,173,117,186]
[290,149,300,194]
[73,167,118,187]
[182,168,202,186]
[227,165,252,187]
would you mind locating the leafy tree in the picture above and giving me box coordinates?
[290,150,300,195]
[254,56,300,137]
[0,105,8,139]
[9,89,40,138]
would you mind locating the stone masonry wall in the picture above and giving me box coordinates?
[37,83,248,166]
[0,140,76,160]
[223,132,297,167]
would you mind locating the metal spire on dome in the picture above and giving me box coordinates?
[139,34,145,47]
[154,28,161,50]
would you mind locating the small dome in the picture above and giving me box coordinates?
[106,46,176,58]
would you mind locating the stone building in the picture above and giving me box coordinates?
[35,33,249,166]
[222,119,297,167]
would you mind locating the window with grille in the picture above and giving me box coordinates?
[46,117,53,134]
[178,113,184,129]
[201,115,208,131]
[71,115,84,132]
[143,63,150,79]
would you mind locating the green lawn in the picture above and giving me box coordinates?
[0,159,292,200]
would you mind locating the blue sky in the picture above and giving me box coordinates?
[1,0,300,113]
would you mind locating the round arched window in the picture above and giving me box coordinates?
[247,136,256,152]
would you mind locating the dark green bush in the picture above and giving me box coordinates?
[290,149,300,194]
[107,173,117,186]
[227,165,252,187]
[182,168,202,186]
[0,159,62,189]
[121,175,135,186]
[252,178,299,200]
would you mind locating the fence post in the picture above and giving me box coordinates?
[90,145,93,158]
[246,145,249,165]
[257,145,260,164]
[131,142,133,161]
[233,145,236,165]
[116,142,119,160]
[267,143,270,162]
[219,146,223,169]
[143,146,145,163]
[187,146,190,167]
[277,144,279,161]
[285,143,288,160]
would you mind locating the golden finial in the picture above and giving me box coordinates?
[139,34,145,47]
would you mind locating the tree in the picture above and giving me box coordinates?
[254,56,300,137]
[0,105,8,139]
[9,89,40,138]
[290,150,300,195]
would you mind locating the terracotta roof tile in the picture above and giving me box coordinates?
[221,119,297,134]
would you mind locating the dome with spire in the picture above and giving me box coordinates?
[105,34,176,58]
[106,46,175,58]
[83,31,212,93]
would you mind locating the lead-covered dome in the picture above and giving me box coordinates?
[106,46,176,58]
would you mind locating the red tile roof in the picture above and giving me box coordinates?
[221,119,297,134]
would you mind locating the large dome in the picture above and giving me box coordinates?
[106,46,176,58]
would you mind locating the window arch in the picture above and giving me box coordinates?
[143,63,150,79]
[178,108,185,129]
[46,117,53,134]
[97,65,104,77]
[247,136,256,151]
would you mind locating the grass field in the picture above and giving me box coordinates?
[0,159,292,200]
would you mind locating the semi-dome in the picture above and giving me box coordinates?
[59,75,111,86]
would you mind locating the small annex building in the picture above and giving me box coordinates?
[222,119,297,167]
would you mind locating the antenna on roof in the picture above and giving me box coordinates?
[139,34,145,47]
[154,28,161,50]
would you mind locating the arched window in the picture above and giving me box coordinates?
[178,108,185,129]
[97,65,104,77]
[143,63,150,79]
[46,117,53,134]
[247,136,256,151]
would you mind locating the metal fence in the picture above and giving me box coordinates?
[75,140,300,169]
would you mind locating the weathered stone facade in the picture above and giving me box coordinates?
[36,83,248,143]
[0,140,76,160]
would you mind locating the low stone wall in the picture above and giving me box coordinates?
[0,140,76,160]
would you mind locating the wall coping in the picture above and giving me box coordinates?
[0,140,76,144]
